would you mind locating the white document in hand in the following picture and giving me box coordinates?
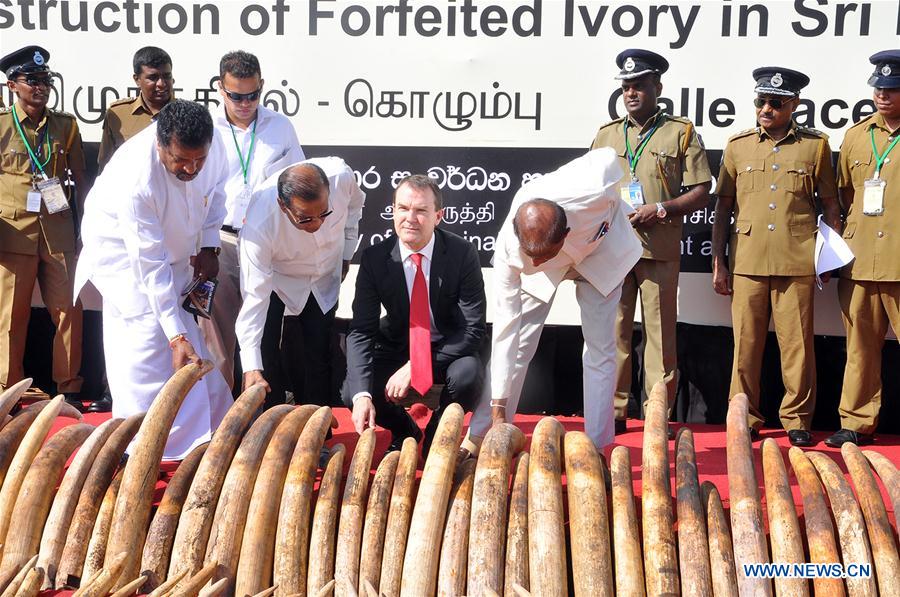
[815,215,855,289]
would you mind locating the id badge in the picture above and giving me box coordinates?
[237,183,252,218]
[863,178,885,216]
[619,181,645,209]
[37,177,70,214]
[26,190,42,213]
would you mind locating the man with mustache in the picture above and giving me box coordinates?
[74,100,232,460]
[826,50,900,447]
[97,46,174,172]
[713,67,839,447]
[590,49,711,434]
[0,45,87,412]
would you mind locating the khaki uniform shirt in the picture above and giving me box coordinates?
[97,95,159,170]
[717,124,837,277]
[837,113,900,281]
[591,109,712,261]
[0,103,85,255]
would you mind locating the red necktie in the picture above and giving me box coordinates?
[409,252,433,396]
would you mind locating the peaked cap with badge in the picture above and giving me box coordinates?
[0,45,51,79]
[752,66,810,97]
[867,49,900,88]
[614,49,669,81]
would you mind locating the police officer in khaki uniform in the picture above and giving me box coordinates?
[825,50,900,447]
[97,46,173,171]
[713,67,840,446]
[0,46,87,409]
[591,49,712,432]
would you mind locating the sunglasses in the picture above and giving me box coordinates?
[754,97,791,109]
[221,86,262,102]
[283,204,334,225]
[15,76,53,89]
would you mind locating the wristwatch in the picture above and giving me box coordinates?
[655,202,667,219]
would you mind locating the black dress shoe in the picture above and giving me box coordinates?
[824,428,874,448]
[788,429,814,447]
[63,393,84,413]
[614,419,627,434]
[86,396,113,413]
[387,426,423,453]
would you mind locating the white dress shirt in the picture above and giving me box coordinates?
[236,156,366,371]
[490,148,643,402]
[74,123,229,341]
[215,104,305,229]
[398,233,437,332]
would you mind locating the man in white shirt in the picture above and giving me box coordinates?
[236,158,365,408]
[74,100,232,460]
[344,175,487,457]
[463,149,642,453]
[199,50,304,391]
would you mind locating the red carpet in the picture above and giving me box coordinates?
[51,404,898,527]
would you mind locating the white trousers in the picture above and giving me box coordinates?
[104,302,233,460]
[467,278,622,450]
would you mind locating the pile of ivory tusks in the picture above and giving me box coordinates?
[0,363,897,597]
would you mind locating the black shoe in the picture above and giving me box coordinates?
[788,429,814,447]
[86,396,112,413]
[387,427,423,453]
[614,419,627,434]
[749,427,761,441]
[63,393,84,413]
[824,428,874,448]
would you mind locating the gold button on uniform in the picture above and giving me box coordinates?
[772,164,779,171]
[770,184,777,191]
[877,231,884,238]
[769,203,776,210]
[768,223,775,231]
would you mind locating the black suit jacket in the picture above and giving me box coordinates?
[343,228,486,404]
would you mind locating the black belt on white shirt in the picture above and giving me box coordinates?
[221,225,240,235]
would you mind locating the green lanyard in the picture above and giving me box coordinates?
[623,113,661,181]
[229,118,257,185]
[870,126,900,178]
[11,105,52,177]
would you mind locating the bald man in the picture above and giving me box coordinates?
[464,149,642,453]
[235,157,365,408]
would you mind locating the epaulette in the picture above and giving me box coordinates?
[797,125,828,139]
[596,116,626,131]
[48,108,77,120]
[727,128,759,142]
[665,114,694,126]
[846,113,876,132]
[108,96,137,108]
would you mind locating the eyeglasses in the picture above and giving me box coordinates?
[754,97,789,109]
[221,87,262,102]
[282,203,333,225]
[15,76,52,89]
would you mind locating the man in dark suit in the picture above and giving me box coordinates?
[343,174,486,456]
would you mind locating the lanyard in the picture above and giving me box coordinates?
[870,126,900,178]
[623,113,661,180]
[11,105,52,177]
[229,118,257,185]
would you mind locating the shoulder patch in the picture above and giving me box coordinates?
[727,128,758,142]
[797,125,828,139]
